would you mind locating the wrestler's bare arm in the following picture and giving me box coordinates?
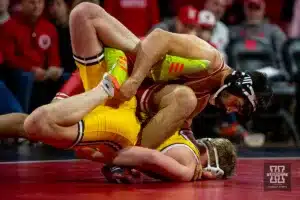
[112,146,194,182]
[130,28,223,86]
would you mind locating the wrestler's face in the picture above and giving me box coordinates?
[205,0,227,20]
[22,0,45,20]
[0,0,9,13]
[245,1,265,25]
[216,90,246,114]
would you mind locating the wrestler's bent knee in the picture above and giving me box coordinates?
[173,86,197,117]
[69,3,89,24]
[70,2,104,23]
[24,106,60,144]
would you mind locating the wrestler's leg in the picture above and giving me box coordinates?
[70,2,139,56]
[0,113,27,138]
[23,84,109,148]
[140,85,197,149]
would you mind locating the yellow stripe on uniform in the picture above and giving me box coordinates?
[156,130,200,163]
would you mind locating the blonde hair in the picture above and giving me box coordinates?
[205,138,237,178]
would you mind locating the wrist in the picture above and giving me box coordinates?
[128,77,141,88]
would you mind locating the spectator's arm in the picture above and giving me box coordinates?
[221,26,229,53]
[289,0,300,37]
[214,23,229,61]
[228,25,240,41]
[48,28,61,68]
[220,27,229,61]
[271,25,287,67]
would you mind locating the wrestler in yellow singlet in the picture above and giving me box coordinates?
[72,49,140,152]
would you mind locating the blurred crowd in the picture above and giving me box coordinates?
[0,0,300,145]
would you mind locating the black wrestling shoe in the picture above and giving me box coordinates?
[102,165,132,184]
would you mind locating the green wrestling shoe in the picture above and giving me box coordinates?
[151,55,211,81]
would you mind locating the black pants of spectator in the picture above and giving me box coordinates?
[29,79,65,113]
[295,83,300,135]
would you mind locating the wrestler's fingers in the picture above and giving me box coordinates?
[130,169,141,178]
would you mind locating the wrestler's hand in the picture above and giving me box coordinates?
[32,67,46,81]
[119,78,139,101]
[102,165,142,184]
[46,66,63,81]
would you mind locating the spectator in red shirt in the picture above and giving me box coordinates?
[2,0,65,112]
[3,0,63,81]
[104,0,160,37]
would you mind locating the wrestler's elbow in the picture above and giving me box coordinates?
[149,28,165,37]
[70,1,105,23]
[144,28,169,50]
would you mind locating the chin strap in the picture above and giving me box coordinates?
[198,138,224,179]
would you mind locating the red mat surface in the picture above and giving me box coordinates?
[0,158,299,200]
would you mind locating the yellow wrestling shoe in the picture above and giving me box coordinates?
[151,55,211,81]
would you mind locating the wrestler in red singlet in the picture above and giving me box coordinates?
[55,53,229,125]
